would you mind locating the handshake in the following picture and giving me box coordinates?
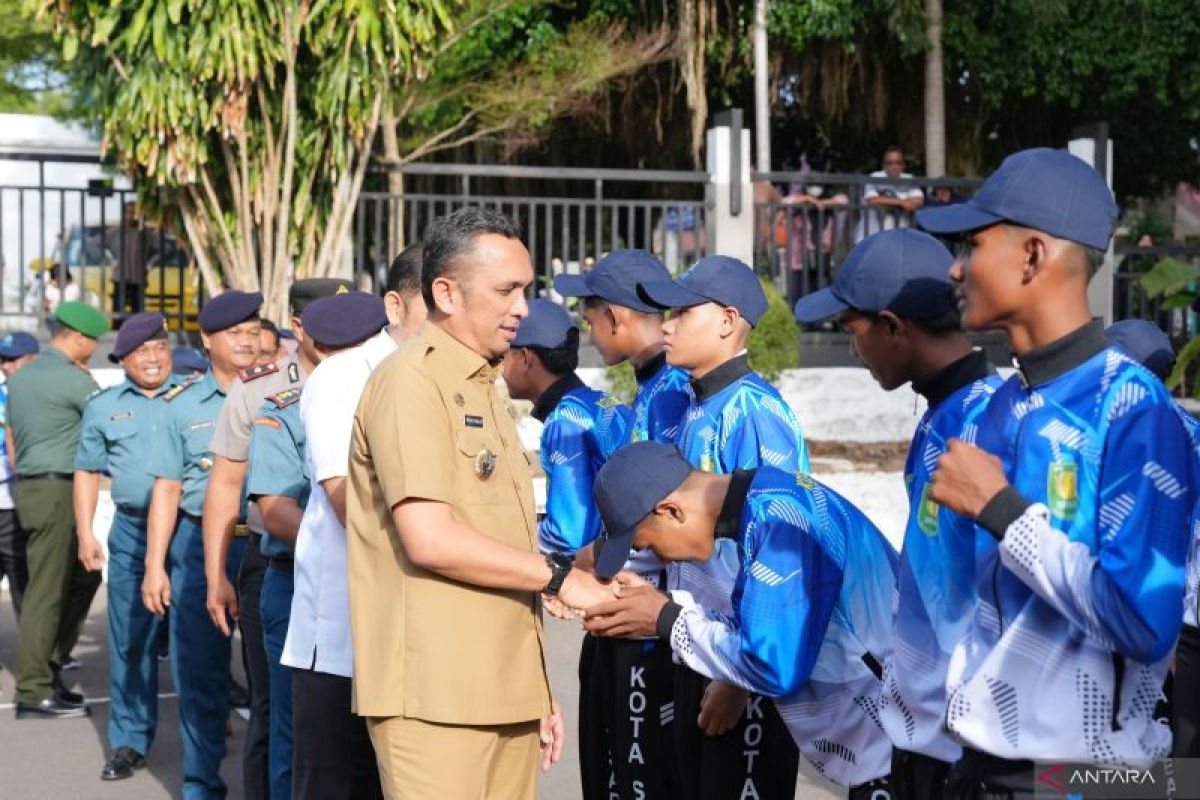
[540,545,671,640]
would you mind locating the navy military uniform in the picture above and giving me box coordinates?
[75,313,178,771]
[246,388,307,800]
[151,370,246,798]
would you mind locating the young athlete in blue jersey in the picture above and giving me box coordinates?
[637,256,807,800]
[502,299,630,555]
[582,442,898,799]
[918,149,1197,797]
[795,227,1002,799]
[555,250,691,799]
[1106,318,1200,758]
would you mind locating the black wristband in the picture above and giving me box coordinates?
[655,600,683,640]
[978,485,1032,541]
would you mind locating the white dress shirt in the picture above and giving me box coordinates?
[282,328,398,677]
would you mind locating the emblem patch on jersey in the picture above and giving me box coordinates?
[596,395,622,409]
[268,388,301,408]
[239,362,279,382]
[254,416,281,429]
[631,429,645,443]
[795,472,814,490]
[1047,462,1079,520]
[475,448,497,480]
[699,453,715,473]
[917,483,940,536]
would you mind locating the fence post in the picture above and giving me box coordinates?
[1069,123,1114,325]
[706,111,754,266]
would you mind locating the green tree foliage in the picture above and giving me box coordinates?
[748,278,799,382]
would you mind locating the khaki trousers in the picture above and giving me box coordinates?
[367,715,540,800]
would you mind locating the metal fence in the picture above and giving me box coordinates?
[0,151,200,332]
[752,171,983,321]
[357,162,711,299]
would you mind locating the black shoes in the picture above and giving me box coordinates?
[61,654,81,672]
[15,696,90,719]
[101,747,146,781]
[53,675,84,707]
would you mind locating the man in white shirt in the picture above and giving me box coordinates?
[858,145,925,240]
[283,245,427,800]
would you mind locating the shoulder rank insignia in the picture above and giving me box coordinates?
[254,416,282,429]
[162,376,200,403]
[239,361,279,383]
[267,387,302,409]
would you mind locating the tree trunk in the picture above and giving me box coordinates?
[679,0,709,169]
[924,0,946,177]
[380,115,407,265]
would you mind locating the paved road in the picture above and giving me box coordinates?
[0,588,842,799]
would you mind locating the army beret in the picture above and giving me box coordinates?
[301,292,387,348]
[198,290,263,333]
[171,345,209,374]
[109,312,168,363]
[289,278,353,315]
[55,301,110,339]
[0,331,39,359]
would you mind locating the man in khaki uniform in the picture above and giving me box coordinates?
[346,207,615,798]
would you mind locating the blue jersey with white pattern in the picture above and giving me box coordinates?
[946,345,1196,762]
[247,392,308,558]
[673,366,809,612]
[666,467,898,786]
[1177,408,1200,627]
[539,383,630,555]
[879,371,1002,762]
[630,359,691,444]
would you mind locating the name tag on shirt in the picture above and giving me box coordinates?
[110,412,132,422]
[464,415,484,428]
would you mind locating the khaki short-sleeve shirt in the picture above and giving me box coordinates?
[346,322,551,723]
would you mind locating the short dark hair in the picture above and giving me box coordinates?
[883,145,904,160]
[421,207,522,307]
[1079,244,1105,281]
[259,318,281,349]
[861,307,963,336]
[386,243,423,298]
[527,328,580,377]
[581,294,663,319]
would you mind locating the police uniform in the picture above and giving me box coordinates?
[75,312,178,775]
[246,388,306,800]
[640,259,805,800]
[9,302,108,717]
[554,250,691,800]
[206,277,348,800]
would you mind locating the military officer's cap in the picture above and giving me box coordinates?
[0,331,39,359]
[289,278,353,315]
[109,312,168,363]
[55,300,110,339]
[301,291,387,348]
[198,290,263,333]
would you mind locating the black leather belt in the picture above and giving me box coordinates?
[20,472,73,481]
[267,555,294,573]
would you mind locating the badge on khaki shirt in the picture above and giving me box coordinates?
[475,448,497,480]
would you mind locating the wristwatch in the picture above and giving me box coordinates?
[542,552,573,597]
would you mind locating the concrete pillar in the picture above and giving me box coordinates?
[706,114,755,266]
[1069,124,1114,325]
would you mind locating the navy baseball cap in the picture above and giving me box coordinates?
[916,148,1118,251]
[512,298,576,349]
[593,442,694,579]
[1107,319,1175,380]
[0,331,39,359]
[637,256,768,326]
[198,290,263,333]
[794,229,956,323]
[109,312,168,363]
[302,292,388,348]
[553,250,670,314]
[171,345,208,374]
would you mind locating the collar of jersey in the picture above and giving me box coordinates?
[911,348,992,407]
[1012,319,1107,388]
[532,372,585,422]
[691,353,751,403]
[634,351,668,384]
[715,468,755,540]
